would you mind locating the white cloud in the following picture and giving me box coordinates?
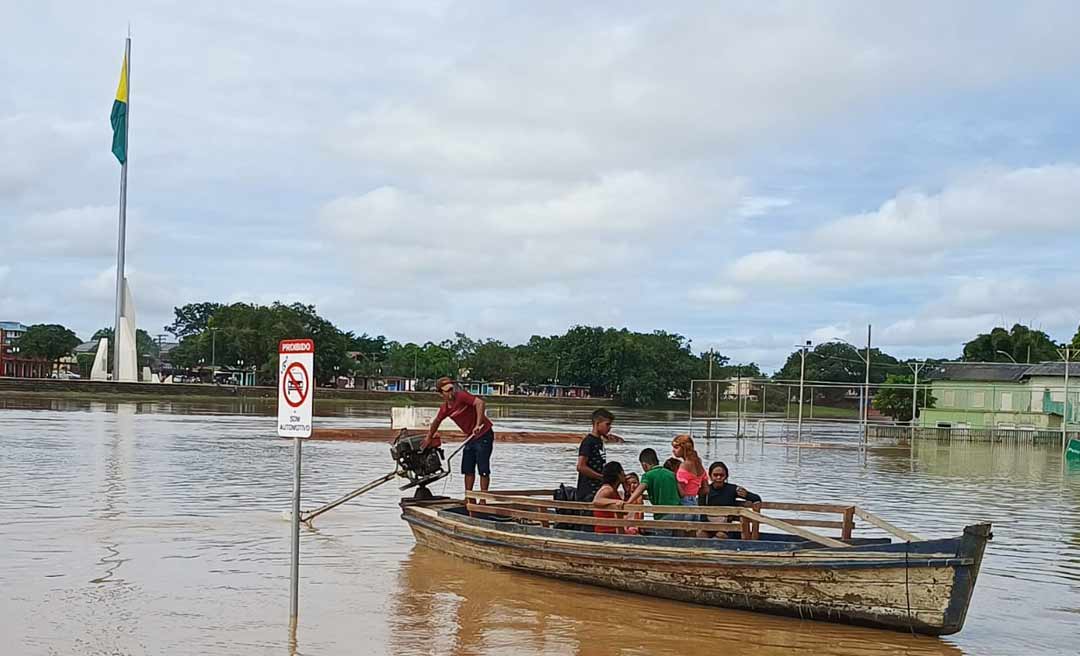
[814,165,1080,254]
[78,266,185,319]
[737,196,792,218]
[809,323,852,345]
[938,276,1080,320]
[12,205,123,258]
[688,285,745,305]
[321,172,746,288]
[704,164,1080,296]
[728,250,842,286]
[329,5,1080,183]
[878,316,997,349]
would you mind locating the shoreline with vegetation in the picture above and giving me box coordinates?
[0,378,610,408]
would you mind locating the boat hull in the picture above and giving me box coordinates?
[401,503,990,636]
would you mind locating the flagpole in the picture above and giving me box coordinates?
[112,36,131,379]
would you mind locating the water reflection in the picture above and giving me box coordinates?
[392,546,963,656]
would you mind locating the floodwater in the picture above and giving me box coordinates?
[2,397,1079,655]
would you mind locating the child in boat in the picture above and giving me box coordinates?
[698,461,762,539]
[592,461,627,534]
[625,448,682,536]
[672,434,708,525]
[663,457,681,474]
[575,408,613,502]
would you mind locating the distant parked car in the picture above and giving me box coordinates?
[50,371,81,380]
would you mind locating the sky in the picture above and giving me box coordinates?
[3,1,1080,371]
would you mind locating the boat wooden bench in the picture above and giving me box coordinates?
[464,490,921,547]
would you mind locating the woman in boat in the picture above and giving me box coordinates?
[671,435,708,527]
[698,460,762,539]
[592,461,627,534]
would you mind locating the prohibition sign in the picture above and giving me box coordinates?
[282,362,309,408]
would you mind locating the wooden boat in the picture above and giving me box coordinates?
[400,490,991,636]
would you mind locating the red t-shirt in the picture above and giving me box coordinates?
[434,390,492,436]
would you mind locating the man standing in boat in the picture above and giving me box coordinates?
[422,377,495,493]
[575,408,613,502]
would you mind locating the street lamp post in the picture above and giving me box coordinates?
[908,361,927,443]
[210,327,218,371]
[736,364,742,438]
[1059,346,1072,455]
[797,341,810,443]
[827,326,873,445]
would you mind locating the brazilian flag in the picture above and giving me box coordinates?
[110,53,128,164]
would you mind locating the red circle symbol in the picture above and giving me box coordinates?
[282,362,309,408]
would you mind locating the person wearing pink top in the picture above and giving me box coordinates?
[672,434,707,527]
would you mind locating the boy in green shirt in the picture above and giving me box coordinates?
[625,447,681,536]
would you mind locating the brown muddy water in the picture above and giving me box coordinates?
[2,397,1078,655]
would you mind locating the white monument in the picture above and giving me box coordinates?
[90,337,109,381]
[115,278,138,382]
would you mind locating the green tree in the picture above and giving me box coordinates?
[776,342,901,403]
[872,374,937,422]
[345,332,390,376]
[465,339,515,382]
[1070,323,1080,351]
[962,324,1058,363]
[164,302,357,384]
[76,352,96,378]
[16,324,81,371]
[165,302,224,338]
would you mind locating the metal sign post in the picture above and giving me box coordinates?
[278,338,315,625]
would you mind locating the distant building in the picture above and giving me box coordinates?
[718,377,757,400]
[353,376,418,392]
[0,321,51,378]
[523,383,591,399]
[921,362,1078,431]
[461,380,508,396]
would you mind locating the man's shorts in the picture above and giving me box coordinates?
[461,428,495,476]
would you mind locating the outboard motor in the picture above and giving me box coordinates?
[390,430,450,496]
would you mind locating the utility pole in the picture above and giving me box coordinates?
[210,327,218,371]
[797,341,810,443]
[1060,346,1072,455]
[736,365,742,438]
[707,350,714,431]
[908,361,927,442]
[863,324,871,446]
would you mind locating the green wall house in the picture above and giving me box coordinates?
[921,362,1077,431]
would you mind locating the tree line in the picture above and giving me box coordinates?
[11,304,1080,410]
[160,302,757,407]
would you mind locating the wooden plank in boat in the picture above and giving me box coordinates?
[467,502,740,532]
[738,510,848,548]
[761,501,852,513]
[467,491,745,517]
[854,507,921,542]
